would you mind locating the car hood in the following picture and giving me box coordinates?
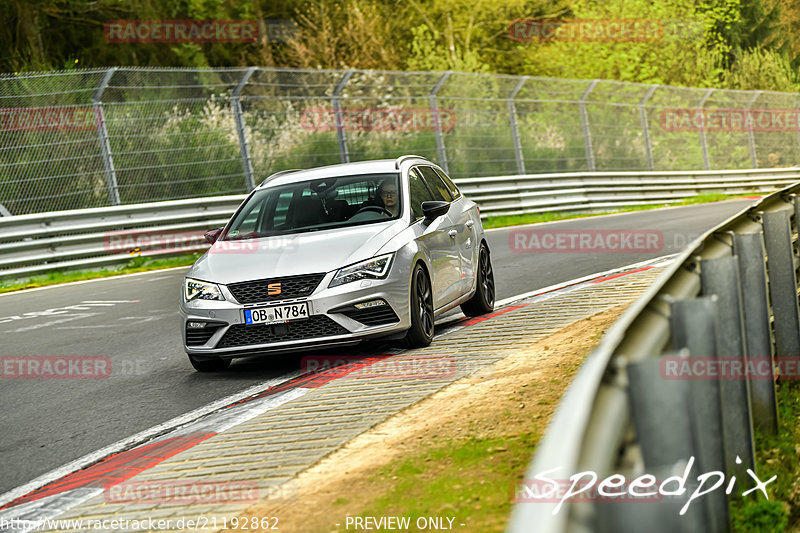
[187,220,406,285]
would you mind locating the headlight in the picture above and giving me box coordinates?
[329,253,394,288]
[184,278,225,302]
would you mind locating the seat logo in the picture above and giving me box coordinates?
[267,282,282,295]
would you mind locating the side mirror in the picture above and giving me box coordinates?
[421,201,450,225]
[204,228,224,244]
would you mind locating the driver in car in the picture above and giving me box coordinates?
[378,181,399,217]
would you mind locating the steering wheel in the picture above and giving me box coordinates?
[354,205,392,217]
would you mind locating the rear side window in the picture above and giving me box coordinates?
[433,168,461,199]
[408,168,436,221]
[417,166,453,202]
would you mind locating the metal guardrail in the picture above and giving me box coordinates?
[0,167,796,280]
[508,178,800,531]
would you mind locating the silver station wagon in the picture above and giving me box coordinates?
[180,155,495,371]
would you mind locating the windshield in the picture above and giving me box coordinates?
[221,173,401,240]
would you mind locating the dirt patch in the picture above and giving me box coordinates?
[223,304,629,533]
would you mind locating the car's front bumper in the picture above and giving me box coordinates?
[180,270,410,358]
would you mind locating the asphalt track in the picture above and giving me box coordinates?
[0,199,753,496]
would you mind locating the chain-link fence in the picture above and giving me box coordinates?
[2,66,800,215]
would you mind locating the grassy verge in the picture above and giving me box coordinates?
[730,380,800,532]
[481,192,750,229]
[0,253,201,294]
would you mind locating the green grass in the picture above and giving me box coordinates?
[481,192,752,229]
[0,253,201,294]
[730,380,800,532]
[354,433,539,532]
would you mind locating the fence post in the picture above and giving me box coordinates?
[640,84,658,171]
[508,76,528,175]
[429,71,452,174]
[92,67,121,206]
[746,91,762,168]
[332,69,355,164]
[698,89,714,170]
[579,80,599,171]
[232,67,256,191]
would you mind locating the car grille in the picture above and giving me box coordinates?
[227,274,326,304]
[185,323,224,346]
[340,306,400,327]
[216,315,348,348]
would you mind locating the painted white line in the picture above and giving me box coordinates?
[493,254,677,308]
[0,267,189,298]
[0,369,305,509]
[0,254,678,512]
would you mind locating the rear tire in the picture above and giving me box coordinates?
[188,354,231,372]
[403,264,435,348]
[460,243,495,317]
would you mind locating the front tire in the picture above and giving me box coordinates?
[403,264,434,348]
[188,354,231,372]
[460,243,495,317]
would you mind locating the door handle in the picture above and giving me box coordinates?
[448,230,457,238]
[465,220,474,228]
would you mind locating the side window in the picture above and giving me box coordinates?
[433,168,461,199]
[408,168,436,221]
[418,166,453,202]
[271,190,294,227]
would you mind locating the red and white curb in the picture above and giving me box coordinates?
[0,254,675,531]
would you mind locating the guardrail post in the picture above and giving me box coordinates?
[670,296,730,533]
[0,203,10,217]
[579,80,599,171]
[746,91,762,168]
[639,85,658,171]
[698,89,714,170]
[622,354,707,532]
[733,232,778,433]
[430,71,452,174]
[700,255,755,479]
[762,209,800,357]
[332,69,355,164]
[508,76,528,175]
[93,67,121,205]
[232,67,257,191]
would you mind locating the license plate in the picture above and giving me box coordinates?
[244,302,309,325]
